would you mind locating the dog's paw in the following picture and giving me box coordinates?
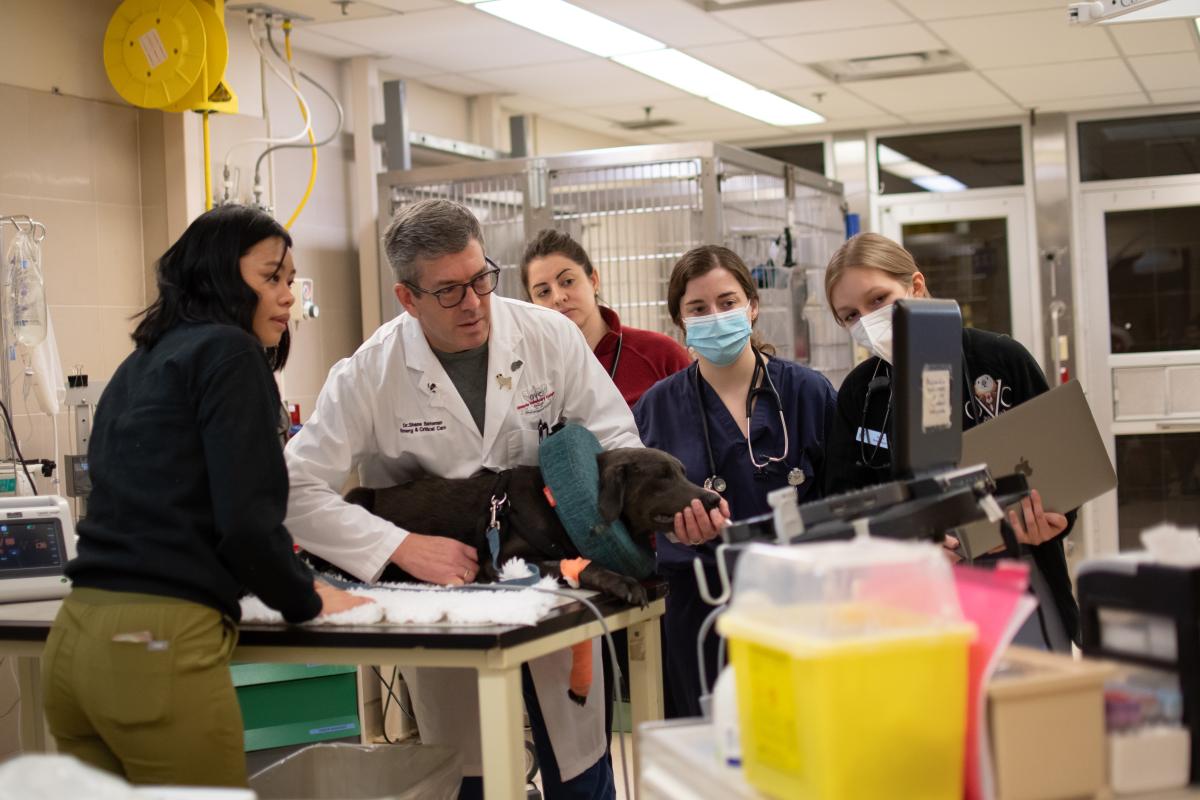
[580,564,648,607]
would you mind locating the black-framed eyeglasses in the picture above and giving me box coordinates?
[405,257,502,309]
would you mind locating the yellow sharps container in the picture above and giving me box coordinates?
[717,538,975,800]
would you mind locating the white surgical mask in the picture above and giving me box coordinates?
[849,305,894,364]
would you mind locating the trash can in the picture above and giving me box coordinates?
[248,743,461,800]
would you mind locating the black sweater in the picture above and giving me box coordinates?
[824,328,1080,642]
[67,323,321,624]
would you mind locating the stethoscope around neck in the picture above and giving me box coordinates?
[693,347,804,494]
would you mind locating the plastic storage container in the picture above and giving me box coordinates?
[716,538,974,800]
[249,742,461,800]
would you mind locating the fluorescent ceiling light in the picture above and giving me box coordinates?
[615,49,825,126]
[1098,0,1200,22]
[465,0,823,127]
[911,174,968,193]
[474,0,663,57]
[614,49,754,98]
[710,90,824,127]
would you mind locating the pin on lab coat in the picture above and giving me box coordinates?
[285,296,643,780]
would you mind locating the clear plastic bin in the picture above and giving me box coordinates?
[248,743,461,800]
[716,538,974,800]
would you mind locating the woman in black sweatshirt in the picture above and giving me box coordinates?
[821,232,1079,647]
[40,205,371,787]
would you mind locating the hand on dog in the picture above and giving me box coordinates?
[673,496,730,547]
[314,580,376,616]
[390,532,480,586]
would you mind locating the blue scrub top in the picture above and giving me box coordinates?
[633,355,837,571]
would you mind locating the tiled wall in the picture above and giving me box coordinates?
[0,83,149,494]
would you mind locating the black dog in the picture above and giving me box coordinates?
[336,448,720,606]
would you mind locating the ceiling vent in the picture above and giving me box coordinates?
[809,49,968,83]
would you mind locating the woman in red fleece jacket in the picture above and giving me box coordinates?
[521,228,691,407]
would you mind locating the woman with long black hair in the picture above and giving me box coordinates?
[40,205,370,786]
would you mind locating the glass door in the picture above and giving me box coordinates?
[879,194,1040,358]
[1080,184,1200,554]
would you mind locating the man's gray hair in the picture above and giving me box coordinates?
[382,199,485,285]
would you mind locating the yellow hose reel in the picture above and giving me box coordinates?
[103,0,237,114]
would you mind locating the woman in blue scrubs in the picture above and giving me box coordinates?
[633,245,837,717]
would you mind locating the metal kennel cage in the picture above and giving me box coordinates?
[377,142,851,384]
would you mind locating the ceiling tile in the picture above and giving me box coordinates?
[498,95,563,114]
[569,0,746,48]
[416,73,504,95]
[1129,52,1200,91]
[929,9,1117,69]
[538,109,653,143]
[672,124,787,143]
[259,0,397,23]
[902,104,1026,124]
[1150,87,1200,105]
[465,59,688,107]
[776,85,888,119]
[712,0,911,37]
[375,55,446,78]
[985,59,1143,103]
[366,0,455,10]
[682,41,829,90]
[1035,92,1150,112]
[306,7,590,72]
[764,23,945,65]
[287,28,375,58]
[1109,20,1197,56]
[894,0,1059,21]
[585,97,770,133]
[845,71,1015,115]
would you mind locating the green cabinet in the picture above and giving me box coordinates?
[231,663,360,752]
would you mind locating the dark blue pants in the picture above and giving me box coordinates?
[662,566,721,719]
[458,664,615,800]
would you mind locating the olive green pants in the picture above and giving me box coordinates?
[41,588,247,787]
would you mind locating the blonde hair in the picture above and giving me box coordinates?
[824,232,929,319]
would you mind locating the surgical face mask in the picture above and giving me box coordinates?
[685,304,752,366]
[849,304,894,364]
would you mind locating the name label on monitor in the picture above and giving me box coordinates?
[922,365,953,432]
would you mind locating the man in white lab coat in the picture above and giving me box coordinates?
[285,199,697,798]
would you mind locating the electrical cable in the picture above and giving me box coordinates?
[222,15,312,186]
[0,399,36,496]
[281,21,317,229]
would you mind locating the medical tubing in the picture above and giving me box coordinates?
[253,22,344,179]
[696,602,724,700]
[0,400,36,496]
[222,15,312,177]
[459,583,633,800]
[321,574,636,800]
[281,22,317,229]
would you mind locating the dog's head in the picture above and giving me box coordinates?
[595,448,721,543]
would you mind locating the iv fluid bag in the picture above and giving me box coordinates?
[6,231,46,348]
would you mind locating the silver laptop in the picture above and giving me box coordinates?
[955,380,1116,558]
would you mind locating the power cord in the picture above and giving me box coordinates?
[0,400,36,495]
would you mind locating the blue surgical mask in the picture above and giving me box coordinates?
[685,304,752,366]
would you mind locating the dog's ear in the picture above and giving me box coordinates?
[596,457,627,524]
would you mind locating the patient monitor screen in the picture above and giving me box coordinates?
[0,519,66,578]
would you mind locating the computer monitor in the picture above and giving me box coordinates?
[892,298,963,480]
